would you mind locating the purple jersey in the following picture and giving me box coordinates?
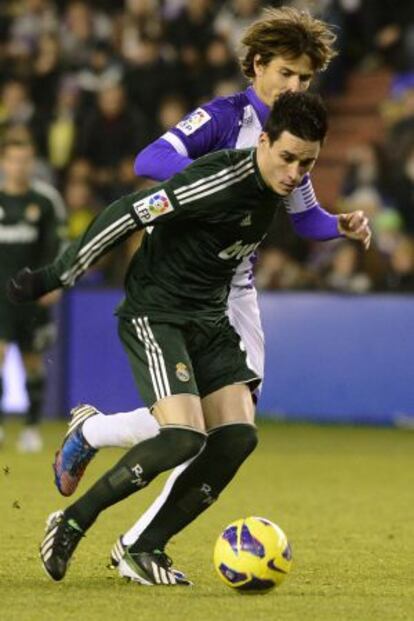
[135,86,340,288]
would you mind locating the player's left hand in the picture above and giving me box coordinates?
[6,267,48,304]
[337,211,372,250]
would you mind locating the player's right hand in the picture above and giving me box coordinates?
[6,267,48,304]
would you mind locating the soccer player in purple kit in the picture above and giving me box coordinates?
[37,8,370,582]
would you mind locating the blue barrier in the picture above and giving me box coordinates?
[258,292,414,425]
[64,290,414,425]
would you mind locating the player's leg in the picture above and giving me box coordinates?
[17,307,55,452]
[0,340,8,446]
[123,385,256,553]
[55,289,263,493]
[227,286,265,398]
[0,299,17,447]
[19,351,45,452]
[40,317,206,583]
[117,318,259,581]
[53,404,160,496]
[112,288,265,562]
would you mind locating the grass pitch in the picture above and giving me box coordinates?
[0,419,413,621]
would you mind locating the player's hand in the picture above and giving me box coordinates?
[337,211,372,250]
[6,267,48,304]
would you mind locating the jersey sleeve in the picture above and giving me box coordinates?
[40,151,248,291]
[41,192,142,290]
[283,174,340,240]
[134,137,193,181]
[159,97,236,161]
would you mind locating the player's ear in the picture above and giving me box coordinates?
[258,131,270,146]
[253,54,264,77]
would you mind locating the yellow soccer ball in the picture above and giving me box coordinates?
[213,516,292,593]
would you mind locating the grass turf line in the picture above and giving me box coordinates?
[0,419,413,621]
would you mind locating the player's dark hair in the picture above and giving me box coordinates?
[241,6,337,78]
[265,91,328,145]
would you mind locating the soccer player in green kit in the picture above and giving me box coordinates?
[8,92,371,585]
[0,138,66,451]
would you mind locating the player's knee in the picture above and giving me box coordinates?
[209,423,258,464]
[158,427,206,465]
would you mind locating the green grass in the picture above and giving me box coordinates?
[0,419,413,621]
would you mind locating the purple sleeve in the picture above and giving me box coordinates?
[134,98,235,181]
[284,174,341,240]
[134,138,192,181]
[290,205,340,240]
[166,99,235,159]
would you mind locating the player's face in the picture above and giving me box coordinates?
[257,130,320,195]
[253,54,314,106]
[1,145,34,184]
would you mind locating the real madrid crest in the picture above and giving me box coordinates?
[25,203,41,222]
[176,362,190,382]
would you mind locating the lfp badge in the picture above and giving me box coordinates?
[133,189,174,224]
[148,193,171,218]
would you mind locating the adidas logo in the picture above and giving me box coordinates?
[240,214,252,227]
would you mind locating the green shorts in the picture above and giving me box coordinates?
[118,314,260,408]
[0,298,55,353]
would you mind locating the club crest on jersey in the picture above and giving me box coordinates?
[176,362,190,382]
[176,108,211,136]
[133,189,174,224]
[25,203,41,222]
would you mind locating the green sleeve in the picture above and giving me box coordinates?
[41,192,143,290]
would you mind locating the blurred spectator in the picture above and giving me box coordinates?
[0,79,35,133]
[255,247,318,291]
[215,0,262,52]
[384,235,414,292]
[8,0,58,62]
[76,83,149,200]
[384,84,414,171]
[156,94,188,136]
[123,37,180,123]
[115,0,162,62]
[0,79,47,152]
[203,35,241,96]
[322,241,372,293]
[77,40,123,110]
[373,1,414,73]
[387,142,414,233]
[339,143,395,245]
[65,157,93,184]
[47,77,79,174]
[64,177,98,240]
[60,1,112,69]
[30,33,62,116]
[0,123,54,184]
[166,0,216,102]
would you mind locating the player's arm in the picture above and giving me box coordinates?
[6,188,148,303]
[134,99,234,181]
[285,174,371,249]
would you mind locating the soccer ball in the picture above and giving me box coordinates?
[213,516,292,593]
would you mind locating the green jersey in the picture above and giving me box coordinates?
[0,180,66,300]
[42,149,283,320]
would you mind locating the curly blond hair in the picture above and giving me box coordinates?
[240,6,337,78]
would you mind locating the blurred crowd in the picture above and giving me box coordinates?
[0,0,414,292]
